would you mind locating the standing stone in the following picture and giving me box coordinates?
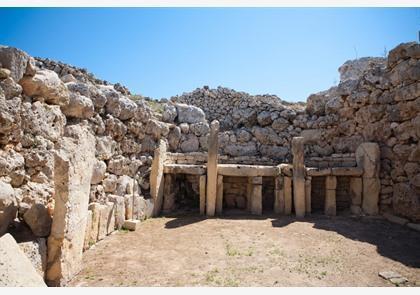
[83,211,92,251]
[274,176,285,214]
[356,142,380,215]
[216,175,224,215]
[23,203,52,237]
[325,176,337,216]
[247,178,253,212]
[0,234,46,287]
[250,176,262,215]
[284,176,292,215]
[108,195,125,229]
[349,177,363,214]
[97,204,108,241]
[163,174,175,213]
[199,175,206,215]
[292,137,306,218]
[106,202,115,235]
[206,120,219,217]
[150,140,166,217]
[124,194,133,220]
[87,203,100,245]
[46,125,95,287]
[305,177,312,214]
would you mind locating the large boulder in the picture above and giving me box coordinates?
[162,103,177,123]
[0,234,47,287]
[0,77,23,99]
[91,160,107,185]
[0,46,31,82]
[0,149,25,177]
[175,103,206,124]
[61,92,94,119]
[224,142,257,157]
[0,180,17,236]
[23,203,52,237]
[20,69,69,106]
[388,42,420,68]
[0,96,22,145]
[338,57,386,82]
[180,134,200,152]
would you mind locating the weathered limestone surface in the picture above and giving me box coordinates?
[216,174,224,214]
[46,125,95,287]
[305,177,312,213]
[284,176,292,215]
[150,140,167,217]
[0,180,17,236]
[250,176,262,215]
[274,176,284,214]
[18,238,47,279]
[349,177,362,214]
[0,233,46,287]
[163,174,175,212]
[83,210,93,251]
[325,176,337,216]
[199,175,206,215]
[292,137,306,218]
[87,203,100,245]
[206,120,219,216]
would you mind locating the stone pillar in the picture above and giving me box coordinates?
[274,176,285,214]
[356,143,380,215]
[216,175,224,215]
[150,139,167,217]
[206,120,219,217]
[46,126,95,287]
[349,177,363,215]
[199,175,206,215]
[250,176,262,215]
[325,176,337,216]
[247,178,252,212]
[284,176,292,215]
[305,177,312,214]
[162,174,175,213]
[292,137,306,218]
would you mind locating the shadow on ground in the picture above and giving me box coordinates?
[164,211,420,268]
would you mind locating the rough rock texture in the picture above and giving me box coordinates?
[0,233,47,287]
[0,180,17,236]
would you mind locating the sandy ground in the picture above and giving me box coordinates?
[69,212,420,287]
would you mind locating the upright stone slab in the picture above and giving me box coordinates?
[106,201,116,235]
[325,176,337,216]
[124,194,134,220]
[150,139,167,217]
[274,176,285,214]
[250,176,262,215]
[349,177,362,215]
[163,174,175,213]
[88,202,100,244]
[247,178,253,212]
[356,142,380,215]
[108,195,125,229]
[83,210,92,251]
[284,176,292,215]
[97,204,108,241]
[46,125,95,287]
[292,137,306,218]
[199,175,206,215]
[206,120,219,217]
[216,175,224,214]
[0,234,47,287]
[305,177,312,214]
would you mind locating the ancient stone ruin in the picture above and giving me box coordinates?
[0,42,419,286]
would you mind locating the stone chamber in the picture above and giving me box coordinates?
[0,42,419,286]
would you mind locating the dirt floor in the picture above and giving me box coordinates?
[69,212,420,287]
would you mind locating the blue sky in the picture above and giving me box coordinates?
[0,8,418,102]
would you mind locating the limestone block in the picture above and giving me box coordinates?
[124,194,133,220]
[305,177,312,213]
[0,180,17,236]
[106,202,115,235]
[356,142,380,178]
[150,140,167,217]
[325,176,337,216]
[108,195,125,229]
[274,176,284,214]
[83,210,92,251]
[250,177,262,215]
[97,204,108,241]
[46,125,95,287]
[216,175,224,214]
[132,194,142,220]
[23,203,52,237]
[284,176,292,215]
[325,175,337,190]
[199,175,206,215]
[123,219,140,231]
[206,120,219,216]
[88,202,100,245]
[163,174,175,212]
[18,238,47,279]
[349,177,362,206]
[362,177,380,215]
[292,137,306,218]
[0,234,46,287]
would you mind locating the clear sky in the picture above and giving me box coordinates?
[0,8,418,102]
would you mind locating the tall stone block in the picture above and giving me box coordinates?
[206,120,219,217]
[349,177,362,215]
[274,176,285,214]
[199,175,206,215]
[356,142,380,215]
[150,140,167,217]
[216,175,224,214]
[108,195,125,229]
[292,137,306,218]
[163,174,175,213]
[325,176,337,216]
[83,210,92,251]
[305,177,312,214]
[106,202,115,235]
[87,202,100,245]
[284,176,292,215]
[250,176,262,215]
[46,125,95,287]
